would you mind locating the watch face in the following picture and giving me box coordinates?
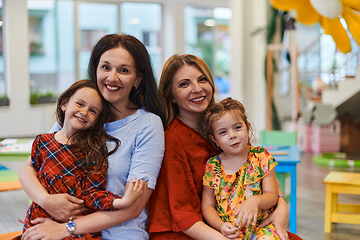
[67,220,75,234]
[67,221,75,228]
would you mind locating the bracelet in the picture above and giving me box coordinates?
[278,194,286,203]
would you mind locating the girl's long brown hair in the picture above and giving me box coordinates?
[56,80,120,173]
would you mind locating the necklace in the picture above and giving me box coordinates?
[177,115,201,134]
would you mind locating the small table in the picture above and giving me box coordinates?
[265,145,300,234]
[0,138,32,161]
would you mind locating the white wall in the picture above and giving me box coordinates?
[0,0,57,138]
[230,0,268,140]
[0,0,269,138]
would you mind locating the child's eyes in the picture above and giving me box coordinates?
[90,109,97,115]
[76,102,83,107]
[235,125,242,130]
[218,130,226,135]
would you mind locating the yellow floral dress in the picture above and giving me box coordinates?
[203,145,280,240]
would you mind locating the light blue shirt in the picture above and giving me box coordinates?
[51,108,164,240]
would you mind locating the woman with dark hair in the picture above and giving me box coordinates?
[20,34,165,240]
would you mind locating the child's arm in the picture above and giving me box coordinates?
[19,157,86,222]
[235,168,278,228]
[202,185,240,239]
[112,178,144,209]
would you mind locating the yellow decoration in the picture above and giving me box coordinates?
[270,0,360,53]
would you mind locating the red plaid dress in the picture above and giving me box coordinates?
[22,133,120,239]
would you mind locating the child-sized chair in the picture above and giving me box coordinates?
[259,130,297,197]
[323,171,360,232]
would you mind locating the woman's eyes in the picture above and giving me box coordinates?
[101,65,110,70]
[179,82,189,88]
[199,77,208,82]
[119,68,129,73]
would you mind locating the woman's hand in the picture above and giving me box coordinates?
[42,194,86,222]
[258,198,289,240]
[21,218,70,240]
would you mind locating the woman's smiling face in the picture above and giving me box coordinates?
[96,47,141,109]
[171,64,213,119]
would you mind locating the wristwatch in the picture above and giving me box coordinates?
[278,194,286,203]
[66,220,76,235]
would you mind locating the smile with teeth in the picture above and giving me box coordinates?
[75,115,86,123]
[191,96,205,102]
[105,84,120,91]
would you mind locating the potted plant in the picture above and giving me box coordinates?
[0,95,9,106]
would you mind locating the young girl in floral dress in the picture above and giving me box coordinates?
[202,97,280,240]
[19,80,144,239]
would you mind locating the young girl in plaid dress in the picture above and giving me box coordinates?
[19,80,144,239]
[202,97,280,240]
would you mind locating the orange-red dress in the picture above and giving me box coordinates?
[148,117,218,239]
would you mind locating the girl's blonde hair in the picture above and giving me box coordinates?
[158,54,216,127]
[203,97,254,148]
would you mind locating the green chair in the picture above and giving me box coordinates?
[259,130,297,201]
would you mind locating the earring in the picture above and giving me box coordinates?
[134,85,139,89]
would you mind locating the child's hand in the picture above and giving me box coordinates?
[43,194,86,221]
[220,222,240,239]
[235,197,259,228]
[114,178,144,209]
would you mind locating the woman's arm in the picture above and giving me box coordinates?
[258,177,289,240]
[202,186,239,239]
[22,181,153,240]
[19,156,86,221]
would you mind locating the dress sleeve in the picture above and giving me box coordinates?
[161,136,203,231]
[30,135,42,172]
[203,156,220,190]
[81,165,121,211]
[244,146,278,191]
[128,115,165,189]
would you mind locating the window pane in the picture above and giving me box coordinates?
[28,0,75,104]
[0,1,5,100]
[185,6,232,100]
[121,2,162,81]
[78,3,118,79]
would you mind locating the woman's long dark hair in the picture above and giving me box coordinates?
[88,33,165,127]
[56,80,120,173]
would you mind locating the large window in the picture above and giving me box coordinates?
[185,6,231,101]
[28,0,75,104]
[121,2,162,80]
